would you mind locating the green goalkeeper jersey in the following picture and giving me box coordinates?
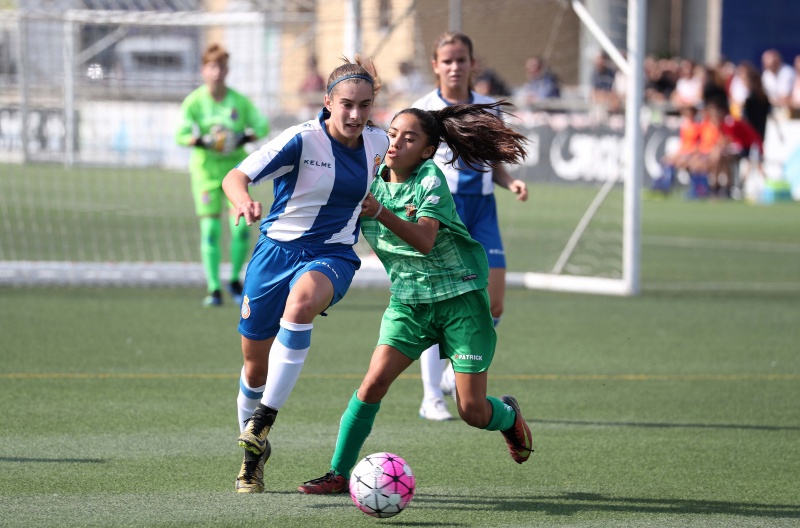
[362,160,489,304]
[175,85,269,181]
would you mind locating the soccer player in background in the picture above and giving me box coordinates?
[222,57,389,494]
[412,32,529,421]
[175,43,269,307]
[298,102,533,494]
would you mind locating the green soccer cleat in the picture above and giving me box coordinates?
[500,395,533,464]
[238,405,275,456]
[298,471,348,494]
[235,441,271,493]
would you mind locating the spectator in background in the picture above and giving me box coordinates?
[686,101,724,198]
[515,55,560,106]
[718,59,737,94]
[644,56,676,104]
[790,55,800,118]
[474,57,512,97]
[388,60,430,104]
[671,59,703,108]
[299,55,326,93]
[650,104,701,194]
[299,55,326,115]
[702,64,730,111]
[728,61,752,119]
[741,63,771,143]
[698,96,763,198]
[761,49,795,110]
[590,52,616,107]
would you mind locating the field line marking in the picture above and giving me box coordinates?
[1,373,798,381]
[644,235,800,254]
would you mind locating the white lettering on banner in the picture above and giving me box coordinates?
[0,109,22,150]
[550,131,624,182]
[0,108,66,154]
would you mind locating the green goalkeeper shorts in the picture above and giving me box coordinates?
[190,156,243,217]
[377,288,496,374]
[191,180,226,217]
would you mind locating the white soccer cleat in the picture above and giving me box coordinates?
[418,398,453,421]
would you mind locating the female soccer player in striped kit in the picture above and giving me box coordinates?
[413,32,529,421]
[221,57,389,494]
[298,102,533,495]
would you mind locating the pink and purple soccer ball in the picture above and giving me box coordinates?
[349,452,416,518]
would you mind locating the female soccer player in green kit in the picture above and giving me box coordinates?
[175,43,269,306]
[298,102,533,494]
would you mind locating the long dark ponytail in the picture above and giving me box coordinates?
[393,102,528,171]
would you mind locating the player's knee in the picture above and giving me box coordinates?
[358,375,390,403]
[242,362,267,387]
[283,298,321,323]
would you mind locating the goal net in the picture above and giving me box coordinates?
[0,0,646,295]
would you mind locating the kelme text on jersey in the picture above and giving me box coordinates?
[304,159,332,168]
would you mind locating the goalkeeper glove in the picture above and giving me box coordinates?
[193,135,209,149]
[235,134,256,148]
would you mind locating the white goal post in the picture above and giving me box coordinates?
[514,0,644,296]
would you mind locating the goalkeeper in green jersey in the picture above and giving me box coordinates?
[175,43,269,306]
[299,102,534,495]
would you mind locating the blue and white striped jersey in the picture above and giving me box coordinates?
[237,110,388,248]
[412,89,500,196]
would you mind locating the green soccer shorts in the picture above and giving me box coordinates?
[377,288,496,374]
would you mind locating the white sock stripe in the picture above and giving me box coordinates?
[239,366,265,393]
[279,318,314,332]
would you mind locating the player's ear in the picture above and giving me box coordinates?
[422,145,436,160]
[324,93,332,112]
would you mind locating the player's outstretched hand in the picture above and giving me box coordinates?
[235,200,262,226]
[509,179,528,202]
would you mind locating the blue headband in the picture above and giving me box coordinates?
[326,73,374,94]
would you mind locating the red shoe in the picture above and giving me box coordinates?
[500,395,533,464]
[298,471,348,494]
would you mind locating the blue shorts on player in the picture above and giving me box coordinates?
[238,235,360,340]
[453,193,505,269]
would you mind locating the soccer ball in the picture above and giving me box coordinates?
[349,452,415,518]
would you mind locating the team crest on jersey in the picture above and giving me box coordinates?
[420,175,441,191]
[426,195,440,205]
[231,109,239,121]
[241,295,251,319]
[372,154,382,176]
[202,191,211,204]
[404,203,417,219]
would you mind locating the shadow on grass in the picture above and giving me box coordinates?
[536,418,800,432]
[413,492,800,519]
[0,457,105,463]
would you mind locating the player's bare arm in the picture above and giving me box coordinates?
[492,165,528,202]
[222,168,262,226]
[361,193,438,254]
